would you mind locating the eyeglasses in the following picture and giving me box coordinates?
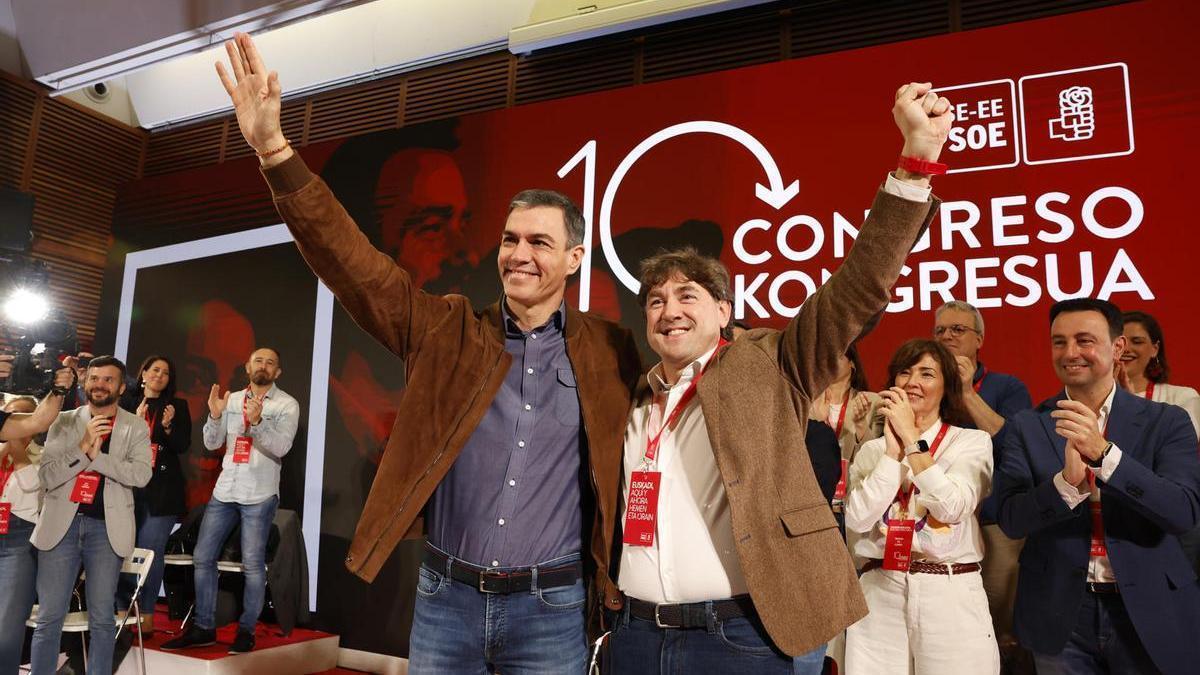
[934,324,981,338]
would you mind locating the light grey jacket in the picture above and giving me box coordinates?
[32,406,153,557]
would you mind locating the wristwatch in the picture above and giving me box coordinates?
[904,439,930,456]
[1086,441,1113,469]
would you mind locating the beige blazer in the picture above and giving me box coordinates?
[32,407,152,557]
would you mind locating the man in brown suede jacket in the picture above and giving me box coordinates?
[187,33,642,671]
[606,83,953,673]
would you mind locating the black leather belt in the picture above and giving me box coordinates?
[422,544,581,594]
[628,595,757,629]
[1087,582,1119,594]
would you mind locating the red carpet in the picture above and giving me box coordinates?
[138,606,335,661]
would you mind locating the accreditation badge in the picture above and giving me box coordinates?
[622,470,662,547]
[882,518,916,572]
[70,471,101,504]
[232,436,253,464]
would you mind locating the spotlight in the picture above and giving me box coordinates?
[3,288,50,325]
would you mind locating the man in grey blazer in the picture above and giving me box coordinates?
[29,355,152,675]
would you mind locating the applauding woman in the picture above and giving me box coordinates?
[120,356,191,633]
[843,339,999,674]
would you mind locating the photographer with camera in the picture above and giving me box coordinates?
[0,355,74,441]
[0,395,44,673]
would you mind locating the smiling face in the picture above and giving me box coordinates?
[644,273,731,378]
[85,365,125,408]
[893,352,945,422]
[496,205,583,310]
[1051,310,1125,391]
[1120,320,1158,382]
[141,359,171,397]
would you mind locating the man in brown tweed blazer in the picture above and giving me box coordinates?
[605,82,953,673]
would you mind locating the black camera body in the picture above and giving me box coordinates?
[2,314,78,396]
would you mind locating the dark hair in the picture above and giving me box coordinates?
[508,189,585,249]
[637,246,731,307]
[134,355,177,401]
[1049,298,1123,340]
[886,339,971,427]
[86,355,127,380]
[847,343,870,392]
[1122,310,1170,383]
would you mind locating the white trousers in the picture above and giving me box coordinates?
[844,567,1000,675]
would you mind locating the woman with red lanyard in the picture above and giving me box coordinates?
[843,339,998,674]
[1120,310,1200,574]
[118,355,192,634]
[0,396,44,672]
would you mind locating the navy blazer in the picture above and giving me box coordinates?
[994,387,1200,674]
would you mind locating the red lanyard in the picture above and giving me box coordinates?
[143,403,159,435]
[0,456,15,494]
[833,387,852,437]
[895,422,951,514]
[643,338,727,465]
[1145,381,1155,401]
[973,365,988,393]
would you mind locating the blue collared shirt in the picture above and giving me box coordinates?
[426,301,583,568]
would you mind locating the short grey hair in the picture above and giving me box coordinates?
[508,189,585,248]
[935,300,985,335]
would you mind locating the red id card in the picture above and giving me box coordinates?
[882,518,916,572]
[0,503,10,534]
[70,472,101,504]
[622,470,661,547]
[833,459,849,502]
[1089,502,1107,557]
[232,436,253,463]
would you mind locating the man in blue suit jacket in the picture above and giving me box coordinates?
[995,298,1200,675]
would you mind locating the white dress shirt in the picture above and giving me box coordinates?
[203,384,300,505]
[1052,384,1121,583]
[844,421,993,564]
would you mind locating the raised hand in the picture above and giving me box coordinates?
[955,355,975,389]
[893,82,954,162]
[878,387,919,448]
[162,404,176,431]
[215,33,288,162]
[1051,400,1107,462]
[80,414,112,459]
[1062,441,1088,489]
[1114,361,1132,392]
[52,366,75,391]
[244,394,264,426]
[852,391,874,441]
[208,384,231,420]
[135,398,149,420]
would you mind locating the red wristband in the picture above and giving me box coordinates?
[898,155,948,176]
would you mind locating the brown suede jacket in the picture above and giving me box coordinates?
[261,153,642,615]
[610,186,939,656]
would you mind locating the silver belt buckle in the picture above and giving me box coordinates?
[654,604,675,629]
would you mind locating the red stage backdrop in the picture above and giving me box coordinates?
[101,0,1198,657]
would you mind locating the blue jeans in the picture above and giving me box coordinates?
[408,546,587,674]
[606,600,807,674]
[117,501,177,616]
[1032,592,1158,675]
[0,516,37,673]
[30,514,124,675]
[192,496,277,633]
